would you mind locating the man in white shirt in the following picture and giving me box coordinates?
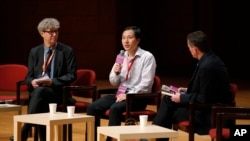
[87,26,157,141]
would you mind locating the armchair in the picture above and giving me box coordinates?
[209,106,250,141]
[173,83,238,141]
[96,75,162,123]
[62,69,97,112]
[62,69,97,141]
[15,69,96,141]
[0,64,29,105]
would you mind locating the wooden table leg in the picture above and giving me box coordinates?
[97,132,101,141]
[55,125,62,141]
[46,125,53,141]
[87,121,94,141]
[14,121,21,141]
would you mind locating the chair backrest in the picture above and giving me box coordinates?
[149,75,161,105]
[210,83,238,127]
[152,75,161,93]
[70,69,96,98]
[0,64,28,91]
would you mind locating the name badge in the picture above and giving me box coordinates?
[116,85,127,95]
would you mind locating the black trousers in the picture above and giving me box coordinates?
[86,94,147,141]
[152,95,189,141]
[21,87,59,141]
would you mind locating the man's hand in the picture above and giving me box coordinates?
[31,80,40,88]
[171,92,181,103]
[113,63,122,75]
[116,93,126,102]
[32,79,52,87]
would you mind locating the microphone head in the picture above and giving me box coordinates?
[119,50,125,56]
[116,50,125,64]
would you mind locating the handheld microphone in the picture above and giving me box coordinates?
[115,50,125,64]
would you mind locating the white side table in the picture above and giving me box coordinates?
[14,112,94,141]
[97,125,178,141]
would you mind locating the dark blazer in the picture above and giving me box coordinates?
[180,51,233,134]
[25,42,77,99]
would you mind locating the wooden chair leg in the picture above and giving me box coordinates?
[189,132,194,141]
[28,127,32,137]
[63,124,67,141]
[34,126,38,141]
[85,123,88,141]
[68,124,72,141]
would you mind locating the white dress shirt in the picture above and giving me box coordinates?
[109,47,157,93]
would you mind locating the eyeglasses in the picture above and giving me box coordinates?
[43,30,59,35]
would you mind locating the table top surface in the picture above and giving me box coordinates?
[14,112,94,125]
[98,125,176,133]
[98,125,178,139]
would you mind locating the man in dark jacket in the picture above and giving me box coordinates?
[153,30,233,141]
[21,17,77,141]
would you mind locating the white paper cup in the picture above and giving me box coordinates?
[67,106,75,117]
[49,103,57,114]
[139,115,148,127]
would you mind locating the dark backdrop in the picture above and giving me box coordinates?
[1,0,249,81]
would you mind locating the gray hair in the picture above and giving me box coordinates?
[37,18,60,32]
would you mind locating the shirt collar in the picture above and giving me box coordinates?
[124,47,143,58]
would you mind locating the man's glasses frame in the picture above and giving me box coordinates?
[43,30,59,35]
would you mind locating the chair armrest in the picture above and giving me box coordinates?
[213,107,250,141]
[96,88,117,99]
[63,84,97,112]
[16,80,28,105]
[189,102,233,121]
[125,92,161,119]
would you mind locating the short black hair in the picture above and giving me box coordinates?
[123,26,141,39]
[187,30,210,53]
